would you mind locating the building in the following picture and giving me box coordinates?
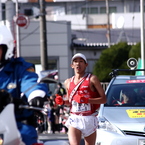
[0,0,141,30]
[0,0,142,82]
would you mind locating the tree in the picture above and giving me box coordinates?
[129,42,141,59]
[93,42,132,82]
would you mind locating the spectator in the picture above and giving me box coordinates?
[55,82,66,97]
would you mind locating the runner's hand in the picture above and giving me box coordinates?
[73,94,88,103]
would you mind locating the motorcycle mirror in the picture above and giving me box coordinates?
[40,77,58,83]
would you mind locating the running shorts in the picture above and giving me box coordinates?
[65,114,98,137]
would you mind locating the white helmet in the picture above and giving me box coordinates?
[0,25,14,60]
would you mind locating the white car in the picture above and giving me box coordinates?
[96,69,145,145]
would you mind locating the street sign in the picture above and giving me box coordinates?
[16,15,28,27]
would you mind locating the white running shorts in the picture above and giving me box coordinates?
[65,114,98,137]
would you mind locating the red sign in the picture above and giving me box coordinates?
[126,80,145,83]
[16,15,28,27]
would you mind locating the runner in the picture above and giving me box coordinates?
[55,53,106,145]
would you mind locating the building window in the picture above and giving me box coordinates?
[81,7,98,14]
[100,6,117,14]
[82,8,88,14]
[100,7,106,13]
[90,7,98,14]
[109,7,117,13]
[24,9,33,16]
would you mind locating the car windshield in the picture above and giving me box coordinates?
[105,83,145,107]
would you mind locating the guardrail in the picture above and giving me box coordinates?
[101,82,109,91]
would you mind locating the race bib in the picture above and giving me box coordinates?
[71,100,91,112]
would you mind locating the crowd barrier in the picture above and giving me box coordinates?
[101,82,109,91]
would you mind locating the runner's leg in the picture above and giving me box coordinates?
[84,131,96,145]
[68,126,82,145]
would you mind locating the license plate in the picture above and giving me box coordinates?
[138,139,145,145]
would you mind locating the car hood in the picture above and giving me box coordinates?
[103,107,145,132]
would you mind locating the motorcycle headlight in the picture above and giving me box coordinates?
[0,134,4,145]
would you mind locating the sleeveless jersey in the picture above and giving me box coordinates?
[68,73,100,116]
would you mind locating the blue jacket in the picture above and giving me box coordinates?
[0,57,48,119]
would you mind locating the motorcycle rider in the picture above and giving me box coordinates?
[0,25,48,145]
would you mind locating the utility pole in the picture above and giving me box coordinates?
[140,0,145,73]
[15,0,20,57]
[106,0,111,48]
[5,0,15,33]
[39,0,48,71]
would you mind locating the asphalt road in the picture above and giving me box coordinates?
[38,132,85,145]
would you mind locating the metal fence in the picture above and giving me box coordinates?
[101,82,109,91]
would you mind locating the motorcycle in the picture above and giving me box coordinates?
[0,77,69,145]
[0,102,69,145]
[0,103,24,145]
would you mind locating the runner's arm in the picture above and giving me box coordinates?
[88,75,107,104]
[63,79,71,106]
